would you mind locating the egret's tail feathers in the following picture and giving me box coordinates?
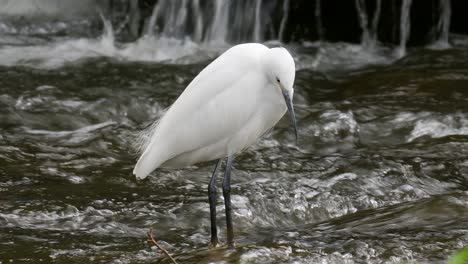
[132,108,170,179]
[132,118,162,156]
[132,123,160,179]
[133,147,163,180]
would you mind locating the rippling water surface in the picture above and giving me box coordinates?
[1,33,468,263]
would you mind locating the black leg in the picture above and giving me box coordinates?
[208,159,222,247]
[222,155,235,248]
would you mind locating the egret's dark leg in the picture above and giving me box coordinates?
[208,159,222,247]
[222,155,235,248]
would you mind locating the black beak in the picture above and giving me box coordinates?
[282,90,297,141]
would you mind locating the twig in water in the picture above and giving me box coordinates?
[147,227,178,264]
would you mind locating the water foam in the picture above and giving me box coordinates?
[0,16,396,70]
[0,33,219,68]
[406,112,468,142]
[298,42,395,71]
[25,120,116,137]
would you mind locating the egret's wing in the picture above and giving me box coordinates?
[173,43,268,114]
[134,44,269,179]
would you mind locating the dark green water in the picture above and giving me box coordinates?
[0,38,468,263]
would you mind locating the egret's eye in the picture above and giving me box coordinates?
[276,77,280,83]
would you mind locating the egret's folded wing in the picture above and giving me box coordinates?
[133,44,269,179]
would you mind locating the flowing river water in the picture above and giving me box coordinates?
[1,21,468,263]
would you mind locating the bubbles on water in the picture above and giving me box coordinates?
[0,201,156,237]
[25,121,116,137]
[298,108,360,154]
[297,42,395,71]
[318,110,359,138]
[0,27,227,68]
[0,176,34,187]
[240,246,293,263]
[358,110,468,147]
[407,112,468,142]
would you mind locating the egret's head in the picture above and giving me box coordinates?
[264,47,296,91]
[264,47,297,140]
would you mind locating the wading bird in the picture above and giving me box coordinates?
[133,43,297,248]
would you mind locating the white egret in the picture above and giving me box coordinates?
[133,43,297,247]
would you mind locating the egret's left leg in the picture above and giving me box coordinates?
[222,155,235,248]
[208,159,222,247]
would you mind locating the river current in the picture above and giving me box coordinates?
[0,28,468,263]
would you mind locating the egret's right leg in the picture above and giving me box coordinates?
[208,159,222,247]
[222,155,235,248]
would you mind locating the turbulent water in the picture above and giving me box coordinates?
[1,28,468,263]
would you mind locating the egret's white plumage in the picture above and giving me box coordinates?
[133,43,296,179]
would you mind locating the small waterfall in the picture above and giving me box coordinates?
[143,0,274,45]
[146,1,160,36]
[192,0,203,42]
[162,0,189,39]
[145,0,199,40]
[253,0,263,42]
[0,0,457,53]
[278,0,290,42]
[98,12,115,50]
[315,0,324,40]
[355,0,381,49]
[355,0,370,47]
[396,0,413,58]
[127,0,140,38]
[370,0,382,45]
[433,0,451,48]
[205,0,229,44]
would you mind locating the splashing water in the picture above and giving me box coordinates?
[1,2,468,263]
[429,0,452,49]
[355,0,383,50]
[278,0,290,42]
[395,0,413,58]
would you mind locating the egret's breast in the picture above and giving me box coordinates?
[226,83,287,154]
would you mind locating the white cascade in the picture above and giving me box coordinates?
[433,0,451,48]
[205,0,230,44]
[396,0,413,58]
[355,0,381,49]
[278,0,290,42]
[253,0,263,42]
[370,0,382,46]
[144,0,275,45]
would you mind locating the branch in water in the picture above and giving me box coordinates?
[147,227,178,264]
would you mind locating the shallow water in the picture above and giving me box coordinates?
[1,34,468,264]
